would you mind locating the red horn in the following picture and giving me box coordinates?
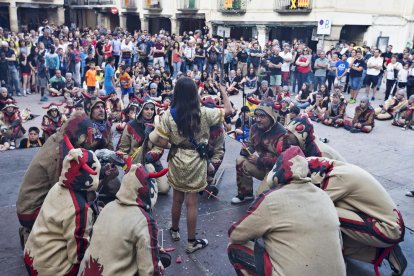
[99,95,110,101]
[247,97,261,105]
[274,103,282,110]
[148,168,169,178]
[134,96,144,103]
[81,91,92,99]
[81,163,97,175]
[63,134,75,150]
[124,156,132,173]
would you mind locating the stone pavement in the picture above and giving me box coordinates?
[0,90,413,275]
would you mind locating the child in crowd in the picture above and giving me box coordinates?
[19,127,44,148]
[85,62,97,95]
[37,55,49,101]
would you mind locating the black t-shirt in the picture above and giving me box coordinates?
[0,136,9,145]
[237,51,249,63]
[96,41,104,56]
[194,48,205,62]
[269,54,283,75]
[250,49,261,67]
[349,58,366,78]
[19,137,45,148]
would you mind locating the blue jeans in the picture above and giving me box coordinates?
[297,72,309,94]
[8,66,20,95]
[121,58,132,67]
[173,62,182,78]
[314,76,326,91]
[294,100,311,109]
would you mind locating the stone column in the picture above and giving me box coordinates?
[256,25,268,49]
[57,7,65,26]
[319,25,343,52]
[97,12,103,29]
[119,13,127,30]
[170,17,180,36]
[9,2,18,32]
[140,16,149,32]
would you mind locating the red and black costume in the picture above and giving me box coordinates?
[41,103,64,140]
[0,99,25,143]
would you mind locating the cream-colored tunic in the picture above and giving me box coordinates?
[156,107,224,192]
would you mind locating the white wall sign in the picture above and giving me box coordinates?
[217,26,231,38]
[317,19,332,35]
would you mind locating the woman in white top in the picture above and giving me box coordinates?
[383,55,403,100]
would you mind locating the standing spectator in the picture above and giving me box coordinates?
[117,65,133,102]
[383,55,402,101]
[184,40,196,72]
[104,56,116,95]
[279,44,292,86]
[327,53,338,92]
[406,62,414,98]
[45,46,60,79]
[267,46,283,93]
[237,45,249,76]
[85,62,97,95]
[37,55,49,101]
[313,51,329,92]
[95,35,105,66]
[348,50,366,104]
[121,37,133,67]
[72,42,82,86]
[103,38,113,62]
[335,53,349,89]
[112,34,122,69]
[0,52,9,90]
[249,42,263,75]
[172,41,183,78]
[38,28,53,50]
[295,50,311,93]
[1,41,21,96]
[365,49,383,100]
[19,52,32,96]
[28,46,39,94]
[152,37,165,69]
[194,43,205,73]
[66,44,76,77]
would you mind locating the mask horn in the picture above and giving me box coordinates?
[148,168,169,178]
[134,96,145,103]
[81,90,92,99]
[63,134,97,175]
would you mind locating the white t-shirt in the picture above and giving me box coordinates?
[366,56,383,76]
[280,51,292,72]
[121,42,133,52]
[398,69,408,82]
[386,62,403,80]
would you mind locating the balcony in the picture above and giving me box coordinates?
[143,0,162,12]
[122,0,137,9]
[274,0,312,13]
[69,0,114,5]
[177,0,199,12]
[218,0,247,14]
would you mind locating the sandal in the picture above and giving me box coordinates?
[186,238,208,254]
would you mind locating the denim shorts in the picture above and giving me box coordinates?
[350,77,363,90]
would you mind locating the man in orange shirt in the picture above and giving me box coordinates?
[117,65,132,102]
[85,62,97,95]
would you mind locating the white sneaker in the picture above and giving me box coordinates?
[405,191,414,197]
[231,195,254,204]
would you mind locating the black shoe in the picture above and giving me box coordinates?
[350,128,361,133]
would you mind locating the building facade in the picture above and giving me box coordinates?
[1,0,413,52]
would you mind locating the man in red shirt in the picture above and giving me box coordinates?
[152,37,165,69]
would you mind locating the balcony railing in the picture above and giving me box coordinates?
[218,0,247,14]
[69,0,114,5]
[143,0,162,11]
[274,0,312,13]
[177,0,199,11]
[122,0,137,9]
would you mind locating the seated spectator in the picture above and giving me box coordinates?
[344,96,375,133]
[116,101,140,132]
[322,91,347,128]
[233,106,253,142]
[275,85,291,103]
[392,94,414,129]
[106,91,124,122]
[375,90,407,120]
[63,72,80,99]
[63,97,76,119]
[305,92,328,122]
[249,80,274,100]
[276,97,292,126]
[0,99,25,149]
[19,127,44,149]
[242,67,258,94]
[294,82,312,109]
[161,85,173,103]
[41,103,65,140]
[48,70,66,97]
[0,126,10,151]
[225,70,241,95]
[0,87,14,110]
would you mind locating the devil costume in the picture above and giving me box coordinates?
[16,112,101,247]
[344,97,375,133]
[117,100,169,194]
[41,103,65,140]
[78,164,167,276]
[24,147,101,275]
[228,147,346,276]
[308,156,407,275]
[0,99,25,143]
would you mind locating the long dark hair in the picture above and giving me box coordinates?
[171,77,201,138]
